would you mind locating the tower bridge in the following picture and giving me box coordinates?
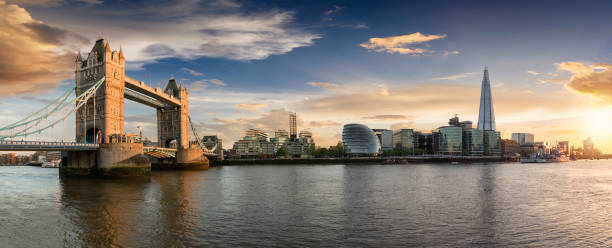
[0,38,213,176]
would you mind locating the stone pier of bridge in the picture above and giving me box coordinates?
[60,38,208,177]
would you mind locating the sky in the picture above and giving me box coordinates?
[2,0,612,152]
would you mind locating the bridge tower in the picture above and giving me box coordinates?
[75,38,125,143]
[157,78,190,149]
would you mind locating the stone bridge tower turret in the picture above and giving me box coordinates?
[75,38,125,143]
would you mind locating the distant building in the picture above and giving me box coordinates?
[583,137,594,156]
[202,135,223,160]
[267,114,315,157]
[511,133,534,145]
[275,129,289,138]
[233,129,274,157]
[557,141,570,156]
[434,126,463,155]
[449,115,473,129]
[373,129,394,151]
[343,123,381,156]
[245,129,267,141]
[289,112,297,139]
[414,131,434,154]
[477,67,496,131]
[463,129,484,156]
[501,139,521,157]
[483,130,501,156]
[392,129,414,152]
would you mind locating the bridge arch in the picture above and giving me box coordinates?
[164,138,177,148]
[86,128,101,144]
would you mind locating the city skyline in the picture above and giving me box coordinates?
[1,1,612,152]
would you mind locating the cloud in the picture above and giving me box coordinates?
[8,0,103,6]
[306,81,339,90]
[181,67,204,76]
[324,5,343,16]
[189,80,208,91]
[44,1,319,66]
[443,50,459,56]
[306,120,342,127]
[390,122,415,130]
[0,1,89,96]
[433,72,473,80]
[537,78,568,84]
[526,70,540,75]
[378,84,389,96]
[363,115,414,121]
[559,62,612,102]
[234,102,268,111]
[209,79,226,86]
[360,32,447,55]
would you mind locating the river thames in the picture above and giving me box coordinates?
[1,161,611,247]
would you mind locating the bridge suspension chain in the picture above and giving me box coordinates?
[0,76,106,140]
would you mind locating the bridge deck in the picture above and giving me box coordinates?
[125,76,181,107]
[0,140,99,151]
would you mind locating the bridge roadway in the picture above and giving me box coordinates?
[0,141,216,156]
[0,140,98,151]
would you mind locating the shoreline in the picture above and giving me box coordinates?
[215,156,515,166]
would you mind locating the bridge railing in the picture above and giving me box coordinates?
[0,140,99,149]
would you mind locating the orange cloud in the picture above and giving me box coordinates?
[559,62,612,102]
[306,81,339,90]
[362,115,413,121]
[234,102,268,111]
[360,32,446,55]
[0,1,88,96]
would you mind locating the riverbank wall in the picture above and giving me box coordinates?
[216,156,511,166]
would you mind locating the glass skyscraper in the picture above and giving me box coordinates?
[477,67,496,131]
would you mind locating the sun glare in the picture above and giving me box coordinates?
[587,108,612,137]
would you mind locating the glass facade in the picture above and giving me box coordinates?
[373,129,394,151]
[435,126,463,155]
[392,129,414,152]
[342,124,381,156]
[463,129,484,156]
[483,130,501,156]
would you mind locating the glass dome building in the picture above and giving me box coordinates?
[342,123,381,156]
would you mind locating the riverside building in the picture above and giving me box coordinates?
[343,123,381,156]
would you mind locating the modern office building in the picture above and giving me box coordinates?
[343,123,381,156]
[245,129,268,141]
[233,129,275,157]
[392,129,415,152]
[463,128,484,156]
[289,112,297,139]
[584,137,594,154]
[373,129,394,151]
[483,130,501,156]
[511,133,534,145]
[449,115,473,129]
[434,126,463,155]
[477,67,496,131]
[557,141,570,156]
[275,129,289,138]
[501,139,521,157]
[414,131,434,154]
[268,113,315,157]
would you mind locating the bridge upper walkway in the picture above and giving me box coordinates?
[0,140,99,151]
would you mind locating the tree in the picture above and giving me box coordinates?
[306,144,316,156]
[314,147,328,158]
[275,146,290,158]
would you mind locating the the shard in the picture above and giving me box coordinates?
[477,67,496,130]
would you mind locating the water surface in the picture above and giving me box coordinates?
[1,161,611,247]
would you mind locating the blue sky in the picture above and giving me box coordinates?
[2,0,612,151]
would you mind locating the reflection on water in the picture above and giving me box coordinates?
[1,161,612,247]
